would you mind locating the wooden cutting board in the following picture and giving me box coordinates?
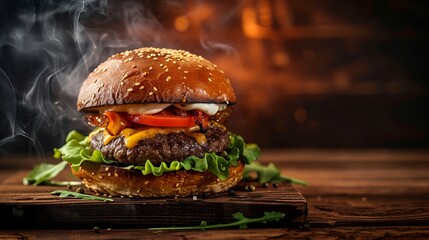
[0,170,307,229]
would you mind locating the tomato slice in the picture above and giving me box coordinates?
[124,114,197,127]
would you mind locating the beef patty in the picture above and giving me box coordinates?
[89,126,230,166]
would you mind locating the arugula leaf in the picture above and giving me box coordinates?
[148,211,285,230]
[243,162,308,186]
[55,130,261,180]
[23,161,69,186]
[51,190,113,202]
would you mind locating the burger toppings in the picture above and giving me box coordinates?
[85,105,226,141]
[89,125,229,165]
[95,103,227,116]
[54,130,260,180]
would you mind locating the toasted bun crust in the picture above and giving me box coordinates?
[71,161,244,198]
[77,48,236,112]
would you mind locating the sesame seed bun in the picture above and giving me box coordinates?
[71,160,245,198]
[77,47,236,112]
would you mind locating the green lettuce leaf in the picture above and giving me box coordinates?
[23,161,68,186]
[54,130,260,180]
[243,162,308,186]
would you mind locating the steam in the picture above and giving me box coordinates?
[199,1,240,58]
[0,0,239,158]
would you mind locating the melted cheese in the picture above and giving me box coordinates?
[100,127,207,148]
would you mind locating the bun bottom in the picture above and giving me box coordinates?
[71,161,244,198]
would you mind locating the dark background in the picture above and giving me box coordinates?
[0,0,428,158]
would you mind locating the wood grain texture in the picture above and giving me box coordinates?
[2,226,429,240]
[1,150,429,239]
[0,168,307,229]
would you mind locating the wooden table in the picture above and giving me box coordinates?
[1,150,429,239]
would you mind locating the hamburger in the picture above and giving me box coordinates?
[54,47,260,197]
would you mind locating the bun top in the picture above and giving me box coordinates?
[77,47,236,112]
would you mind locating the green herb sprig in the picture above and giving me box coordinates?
[51,190,113,202]
[243,162,308,186]
[149,211,285,230]
[23,161,81,186]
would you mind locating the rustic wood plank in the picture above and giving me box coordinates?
[0,168,307,229]
[1,226,429,240]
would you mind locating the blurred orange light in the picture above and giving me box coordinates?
[175,16,189,32]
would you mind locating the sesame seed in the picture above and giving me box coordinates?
[91,172,95,175]
[145,181,149,185]
[198,65,202,68]
[100,83,104,87]
[166,59,170,62]
[147,55,151,58]
[184,70,189,73]
[166,76,171,81]
[107,172,111,177]
[160,63,164,67]
[153,57,158,60]
[173,61,177,64]
[132,65,137,68]
[103,68,107,72]
[192,196,198,200]
[149,67,153,71]
[105,167,110,171]
[127,88,133,92]
[175,183,180,187]
[93,79,98,83]
[92,93,96,98]
[134,82,140,86]
[139,86,145,90]
[123,73,128,78]
[178,67,182,70]
[183,76,187,80]
[120,81,124,86]
[153,87,157,91]
[149,91,153,95]
[209,72,212,76]
[165,69,169,72]
[121,72,126,76]
[208,78,212,82]
[98,175,103,179]
[136,190,140,193]
[143,72,148,76]
[114,172,118,177]
[206,67,210,70]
